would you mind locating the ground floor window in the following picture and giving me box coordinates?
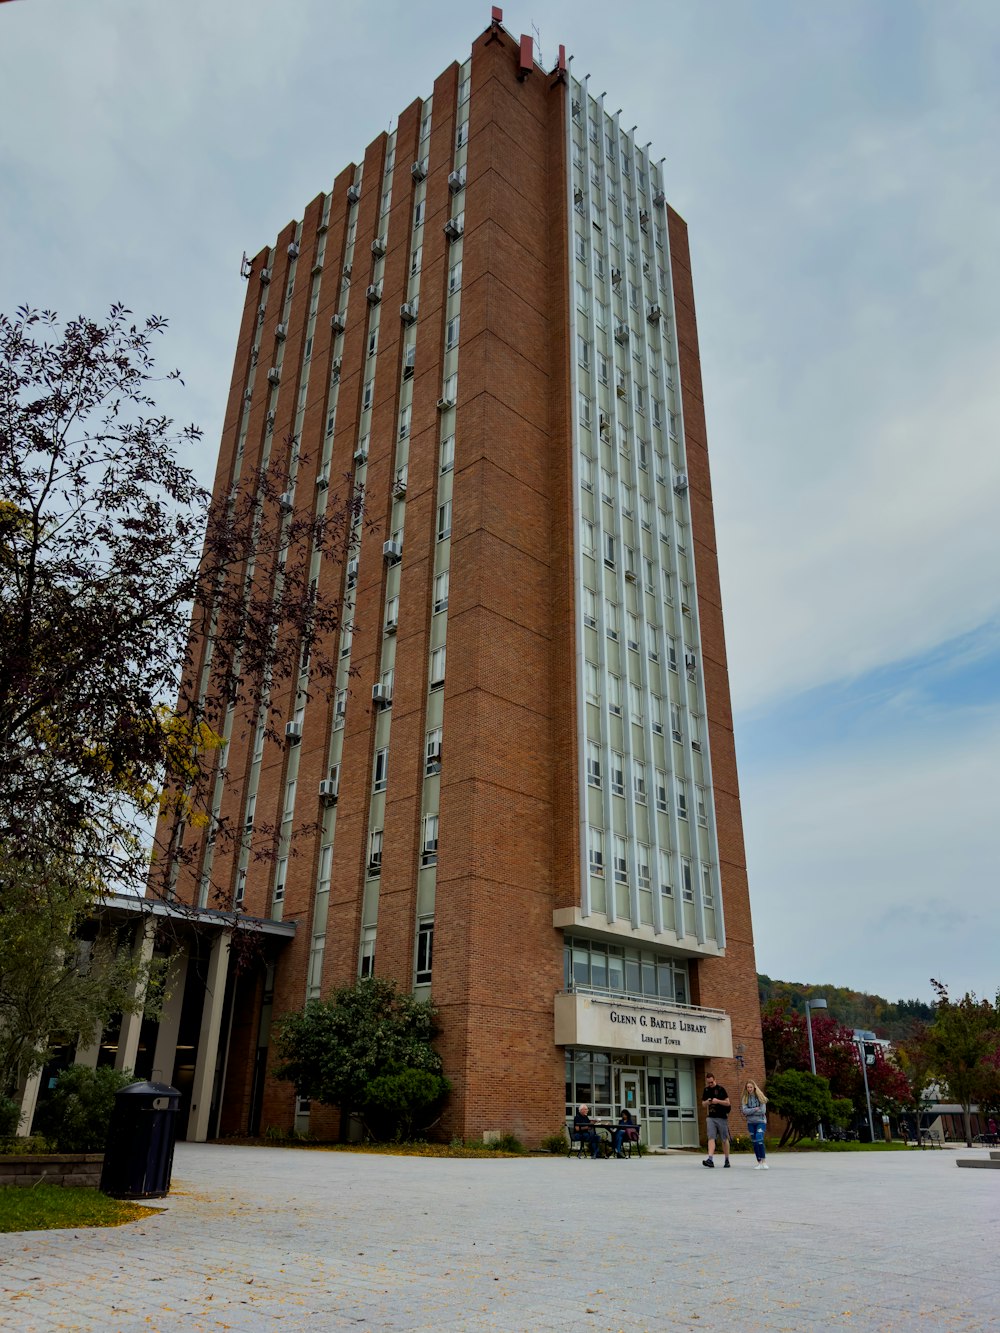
[564,1049,699,1148]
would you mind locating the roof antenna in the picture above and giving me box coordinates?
[531,20,543,69]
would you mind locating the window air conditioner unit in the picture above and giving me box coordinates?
[443,217,464,240]
[331,357,342,380]
[266,411,275,432]
[572,99,581,117]
[331,312,346,333]
[400,302,418,325]
[653,190,666,208]
[343,261,352,278]
[278,491,294,512]
[385,612,398,634]
[574,187,584,206]
[267,367,281,385]
[353,445,368,465]
[625,569,637,583]
[691,739,702,752]
[684,650,697,670]
[611,267,622,286]
[448,169,465,194]
[647,304,662,323]
[371,236,387,258]
[639,210,650,229]
[315,471,329,490]
[318,778,339,803]
[411,159,428,181]
[616,381,627,399]
[383,539,403,563]
[614,323,629,344]
[437,396,456,411]
[366,283,382,304]
[259,267,271,284]
[243,387,253,403]
[673,473,689,494]
[347,557,359,582]
[257,301,267,318]
[287,241,300,259]
[372,683,392,706]
[347,183,361,204]
[275,323,287,340]
[311,261,323,276]
[285,720,303,742]
[317,221,329,235]
[427,743,442,765]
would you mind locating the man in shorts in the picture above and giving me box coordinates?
[701,1071,731,1167]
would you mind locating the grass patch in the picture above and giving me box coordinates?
[786,1138,910,1153]
[0,1184,157,1233]
[226,1136,527,1158]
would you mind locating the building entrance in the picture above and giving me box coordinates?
[619,1069,642,1118]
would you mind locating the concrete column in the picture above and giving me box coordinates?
[74,1024,102,1070]
[187,929,232,1143]
[151,944,190,1085]
[17,1067,43,1136]
[115,916,156,1074]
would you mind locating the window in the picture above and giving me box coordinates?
[583,587,598,628]
[426,728,443,774]
[433,569,449,613]
[702,864,714,906]
[273,856,288,903]
[597,352,609,385]
[368,829,383,876]
[613,835,628,884]
[655,769,668,813]
[415,917,434,984]
[640,496,652,532]
[410,246,423,276]
[398,403,411,438]
[430,646,446,689]
[333,687,347,728]
[580,453,594,492]
[422,813,439,865]
[608,673,622,716]
[697,787,709,828]
[626,613,640,653]
[577,334,591,369]
[634,382,645,414]
[585,661,600,706]
[601,468,614,505]
[646,622,659,662]
[437,500,452,541]
[643,556,655,592]
[650,693,663,735]
[610,751,625,797]
[588,827,604,877]
[682,859,694,902]
[595,299,608,331]
[368,327,378,358]
[385,595,399,631]
[586,741,602,788]
[456,120,468,148]
[633,761,647,805]
[440,434,455,473]
[381,189,391,216]
[578,392,592,428]
[576,280,589,312]
[658,849,672,897]
[575,232,587,263]
[676,780,688,821]
[414,199,425,227]
[652,398,662,429]
[458,76,470,104]
[304,335,313,362]
[359,926,376,977]
[605,599,618,642]
[362,379,374,411]
[667,636,678,673]
[603,532,616,569]
[629,682,643,724]
[373,747,389,793]
[671,701,682,741]
[446,316,460,349]
[637,845,651,890]
[449,260,462,294]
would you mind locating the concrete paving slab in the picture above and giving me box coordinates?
[1,1143,999,1331]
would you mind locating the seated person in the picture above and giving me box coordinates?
[613,1109,636,1157]
[572,1103,601,1158]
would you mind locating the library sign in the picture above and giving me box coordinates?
[554,992,732,1059]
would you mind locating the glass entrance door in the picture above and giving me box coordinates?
[619,1069,643,1119]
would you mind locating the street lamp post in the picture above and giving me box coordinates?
[804,997,828,1141]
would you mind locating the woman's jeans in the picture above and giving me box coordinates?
[749,1123,766,1159]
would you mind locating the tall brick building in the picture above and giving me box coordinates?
[161,11,763,1148]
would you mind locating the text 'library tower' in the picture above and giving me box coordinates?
[172,11,764,1147]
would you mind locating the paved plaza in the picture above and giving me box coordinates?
[1,1142,998,1331]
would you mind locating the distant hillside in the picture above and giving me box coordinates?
[757,975,934,1043]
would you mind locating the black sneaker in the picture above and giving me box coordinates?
[723,1159,731,1167]
[702,1157,715,1167]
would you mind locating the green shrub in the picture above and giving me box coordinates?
[489,1132,525,1154]
[33,1066,134,1153]
[0,1095,21,1139]
[729,1132,753,1153]
[541,1129,569,1154]
[362,1067,450,1141]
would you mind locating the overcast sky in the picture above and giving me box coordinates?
[2,0,997,1009]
